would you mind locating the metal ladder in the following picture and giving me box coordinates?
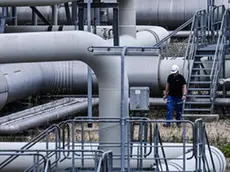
[183,5,228,121]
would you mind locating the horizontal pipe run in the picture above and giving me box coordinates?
[0,31,129,160]
[0,98,99,134]
[0,143,225,172]
[0,0,76,6]
[54,97,230,107]
[149,98,230,106]
[3,0,228,29]
[4,26,169,45]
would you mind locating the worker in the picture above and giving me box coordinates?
[163,64,187,128]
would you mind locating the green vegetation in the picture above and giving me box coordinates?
[221,144,230,158]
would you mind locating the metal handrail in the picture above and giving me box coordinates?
[153,17,193,48]
[183,6,226,114]
[210,8,228,78]
[182,10,207,114]
[209,5,226,40]
[194,119,216,172]
[0,151,47,172]
[96,151,113,172]
[0,117,197,171]
[0,124,61,170]
[204,125,216,172]
[44,159,51,172]
[183,10,206,79]
[210,8,229,112]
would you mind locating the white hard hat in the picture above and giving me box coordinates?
[171,64,179,74]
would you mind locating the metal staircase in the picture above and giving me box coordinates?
[183,5,229,120]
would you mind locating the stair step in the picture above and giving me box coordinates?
[186,95,211,98]
[193,61,214,64]
[189,81,211,84]
[197,44,216,51]
[192,68,212,70]
[188,88,210,91]
[195,55,214,57]
[191,75,210,77]
[185,101,211,105]
[182,114,219,122]
[184,108,211,112]
[196,51,215,56]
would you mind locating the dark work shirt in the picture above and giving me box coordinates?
[167,73,186,98]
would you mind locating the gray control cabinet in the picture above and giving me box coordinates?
[130,87,149,111]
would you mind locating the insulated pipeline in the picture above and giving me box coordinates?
[4,0,230,29]
[0,0,76,6]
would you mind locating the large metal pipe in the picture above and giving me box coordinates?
[0,0,76,6]
[106,0,229,29]
[51,5,58,25]
[149,98,230,107]
[0,31,129,160]
[4,25,169,45]
[3,56,230,107]
[4,0,229,29]
[0,142,225,172]
[118,0,136,38]
[0,98,99,134]
[0,25,168,108]
[161,146,226,172]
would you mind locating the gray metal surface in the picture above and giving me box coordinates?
[0,118,225,172]
[130,87,149,111]
[51,5,58,25]
[4,25,169,45]
[86,0,93,124]
[0,98,99,134]
[0,24,169,107]
[2,55,230,109]
[5,0,229,29]
[0,0,76,6]
[0,7,6,33]
[118,0,136,37]
[107,0,230,29]
[0,31,129,161]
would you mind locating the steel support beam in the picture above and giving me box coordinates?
[71,1,77,25]
[11,7,17,25]
[0,7,7,33]
[64,2,72,25]
[113,7,119,46]
[52,5,58,25]
[30,6,50,25]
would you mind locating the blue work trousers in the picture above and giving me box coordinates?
[166,96,183,125]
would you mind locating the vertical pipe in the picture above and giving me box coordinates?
[118,0,136,38]
[12,7,17,26]
[87,0,93,126]
[120,47,127,172]
[52,5,58,25]
[113,8,119,46]
[207,0,211,8]
[32,7,37,25]
[71,121,75,172]
[93,0,100,25]
[72,1,77,26]
[223,56,226,98]
[78,8,84,30]
[64,2,72,25]
[0,7,7,33]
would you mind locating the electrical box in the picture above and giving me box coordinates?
[130,87,149,111]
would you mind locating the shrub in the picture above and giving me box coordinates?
[221,144,230,158]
